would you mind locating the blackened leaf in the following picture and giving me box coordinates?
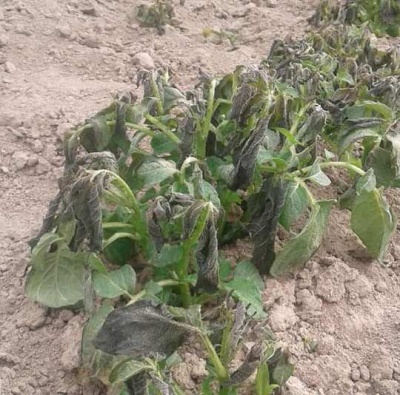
[94,300,194,357]
[248,176,287,274]
[351,189,396,259]
[279,181,309,231]
[296,105,326,146]
[229,117,268,190]
[137,158,178,186]
[109,359,150,384]
[25,234,85,308]
[224,343,263,386]
[223,261,265,318]
[80,116,112,152]
[270,200,334,276]
[93,265,136,299]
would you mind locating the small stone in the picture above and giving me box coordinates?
[59,310,74,322]
[31,140,44,153]
[282,376,317,395]
[1,166,9,173]
[268,304,298,332]
[132,52,155,70]
[0,34,9,47]
[35,158,52,175]
[0,352,20,366]
[375,280,388,292]
[5,61,16,73]
[266,0,278,7]
[11,151,29,170]
[19,303,47,330]
[360,365,370,381]
[57,24,71,38]
[82,37,100,48]
[351,365,361,381]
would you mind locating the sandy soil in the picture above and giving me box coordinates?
[0,0,399,394]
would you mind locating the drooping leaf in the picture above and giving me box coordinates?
[279,180,309,230]
[94,300,195,357]
[296,105,326,146]
[25,234,85,308]
[224,261,265,318]
[248,175,287,274]
[338,128,380,156]
[93,265,136,299]
[109,359,150,384]
[305,162,331,186]
[80,115,112,152]
[351,188,396,259]
[270,200,334,276]
[367,146,399,187]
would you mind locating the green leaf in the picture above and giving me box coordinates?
[81,302,119,381]
[93,265,136,299]
[137,158,178,186]
[109,359,150,384]
[305,162,331,186]
[224,261,266,318]
[338,128,380,156]
[346,101,393,120]
[367,146,399,187]
[279,181,309,230]
[271,358,294,386]
[151,133,179,155]
[270,200,334,276]
[25,234,85,308]
[255,363,279,395]
[351,189,396,259]
[153,244,183,267]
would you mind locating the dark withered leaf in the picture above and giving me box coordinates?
[94,300,193,357]
[178,116,195,166]
[150,373,171,395]
[147,196,172,252]
[195,218,219,293]
[296,105,327,146]
[248,175,287,274]
[229,116,269,190]
[224,343,263,386]
[126,371,149,395]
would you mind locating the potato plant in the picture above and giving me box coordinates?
[25,5,399,395]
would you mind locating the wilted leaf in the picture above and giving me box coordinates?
[93,265,136,299]
[248,175,287,274]
[25,234,85,308]
[279,180,309,230]
[338,128,380,156]
[224,261,265,318]
[296,105,326,145]
[351,188,396,259]
[94,300,195,357]
[109,359,150,384]
[270,200,334,276]
[80,115,112,152]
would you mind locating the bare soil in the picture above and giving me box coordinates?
[0,0,399,394]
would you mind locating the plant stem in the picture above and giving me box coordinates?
[150,72,164,115]
[291,161,366,177]
[127,279,181,305]
[145,114,182,144]
[195,79,217,160]
[200,333,229,382]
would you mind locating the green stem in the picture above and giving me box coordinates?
[145,114,182,144]
[291,161,366,177]
[127,279,181,305]
[150,72,164,115]
[177,203,211,307]
[201,334,229,382]
[196,79,217,160]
